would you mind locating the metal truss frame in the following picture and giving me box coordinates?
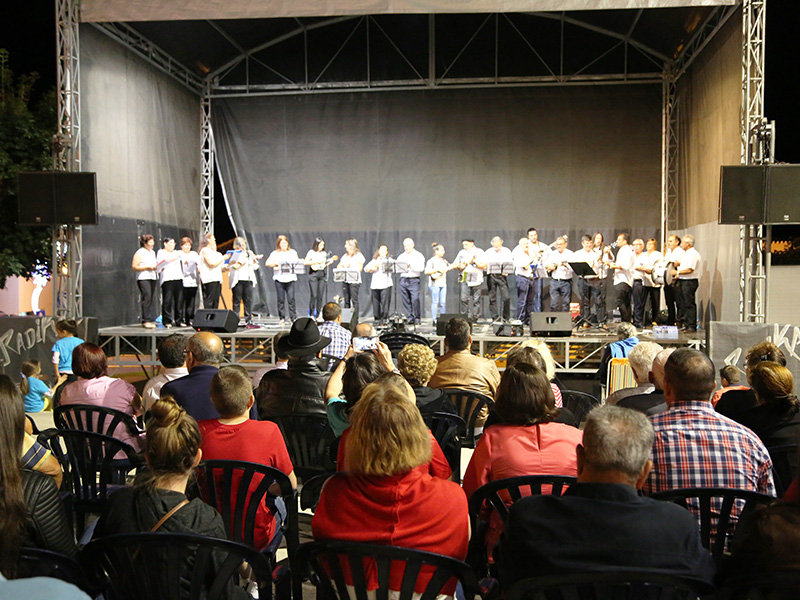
[661,73,679,249]
[201,92,215,235]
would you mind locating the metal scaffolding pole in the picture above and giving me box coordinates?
[201,91,215,235]
[661,71,678,249]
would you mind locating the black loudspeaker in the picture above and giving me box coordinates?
[436,313,466,336]
[193,309,239,333]
[530,312,573,337]
[766,164,800,224]
[17,172,98,225]
[494,323,525,337]
[718,165,766,224]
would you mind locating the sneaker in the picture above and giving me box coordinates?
[142,322,156,329]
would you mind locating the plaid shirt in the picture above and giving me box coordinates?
[318,320,352,359]
[644,400,776,499]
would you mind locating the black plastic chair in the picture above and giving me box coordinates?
[651,487,776,564]
[441,388,494,448]
[300,472,336,513]
[422,411,466,483]
[505,571,706,600]
[81,532,274,600]
[266,414,337,481]
[767,443,798,497]
[379,332,431,357]
[723,569,800,600]
[194,459,300,600]
[467,475,576,577]
[297,540,479,600]
[560,389,602,425]
[17,547,92,594]
[25,414,41,435]
[55,403,143,441]
[38,428,142,535]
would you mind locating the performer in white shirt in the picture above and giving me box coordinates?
[484,236,514,321]
[636,238,663,326]
[337,239,365,325]
[662,234,685,326]
[455,239,485,321]
[424,243,453,321]
[156,237,183,328]
[593,232,614,326]
[512,238,536,323]
[609,233,635,324]
[396,238,426,324]
[631,238,646,328]
[527,228,551,313]
[573,234,602,328]
[304,237,337,320]
[364,244,394,324]
[672,235,701,332]
[198,232,225,311]
[178,237,199,326]
[132,234,157,328]
[227,236,262,325]
[265,234,300,323]
[544,236,575,313]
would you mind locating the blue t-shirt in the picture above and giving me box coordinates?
[24,376,49,412]
[51,336,84,374]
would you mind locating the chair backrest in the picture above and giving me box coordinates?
[18,547,91,594]
[25,414,41,435]
[651,487,776,563]
[266,414,337,481]
[506,571,705,600]
[723,569,800,600]
[441,388,494,447]
[379,332,431,357]
[560,389,601,425]
[81,532,274,600]
[606,357,636,396]
[296,540,479,600]
[299,472,336,512]
[767,444,798,497]
[421,412,466,484]
[55,403,142,439]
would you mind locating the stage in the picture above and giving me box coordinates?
[98,317,704,377]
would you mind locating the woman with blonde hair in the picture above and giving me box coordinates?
[265,234,300,323]
[397,343,457,416]
[337,239,365,325]
[227,236,262,325]
[517,339,563,407]
[198,233,225,310]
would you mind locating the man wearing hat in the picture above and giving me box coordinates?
[256,317,332,419]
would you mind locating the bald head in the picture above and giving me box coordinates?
[355,323,377,338]
[649,347,675,390]
[187,332,223,367]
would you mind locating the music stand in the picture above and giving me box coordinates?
[486,261,514,276]
[333,268,360,284]
[388,260,412,329]
[569,262,596,278]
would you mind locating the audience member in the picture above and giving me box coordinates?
[51,319,84,380]
[429,317,500,399]
[198,366,296,551]
[317,302,352,360]
[20,359,51,413]
[0,574,90,599]
[251,332,290,387]
[354,322,377,338]
[606,341,662,406]
[463,364,582,556]
[0,375,75,578]
[510,342,563,408]
[711,365,748,407]
[21,431,63,488]
[142,334,189,412]
[643,348,775,503]
[716,341,786,421]
[495,406,715,591]
[161,331,227,422]
[397,344,458,417]
[60,343,143,452]
[313,380,468,592]
[738,362,800,453]
[617,347,674,416]
[94,397,247,599]
[256,318,331,419]
[597,322,638,384]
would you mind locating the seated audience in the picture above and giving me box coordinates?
[0,574,90,599]
[20,359,52,413]
[198,366,296,551]
[94,397,247,599]
[429,317,500,399]
[0,375,75,576]
[251,332,289,387]
[495,406,715,591]
[60,342,143,452]
[597,322,638,384]
[313,380,468,592]
[256,318,331,419]
[22,431,63,488]
[617,347,674,416]
[397,344,458,417]
[317,302,352,360]
[462,364,582,555]
[353,322,377,339]
[142,334,188,412]
[711,364,748,407]
[606,341,662,406]
[738,362,800,456]
[508,343,563,408]
[643,349,775,504]
[716,341,786,422]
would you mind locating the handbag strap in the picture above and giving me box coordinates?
[151,499,189,532]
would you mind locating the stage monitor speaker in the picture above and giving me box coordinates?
[193,309,239,333]
[766,164,800,224]
[718,165,766,224]
[530,312,573,337]
[17,171,98,225]
[436,313,467,336]
[494,323,524,337]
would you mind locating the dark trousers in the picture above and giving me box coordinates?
[632,280,646,328]
[549,279,572,313]
[232,280,254,321]
[487,274,510,320]
[577,278,601,323]
[180,286,197,324]
[308,272,326,318]
[372,287,392,322]
[460,283,481,319]
[678,279,699,330]
[532,277,545,312]
[275,280,296,321]
[161,280,182,326]
[399,276,421,322]
[137,279,157,323]
[342,283,360,322]
[664,282,679,325]
[597,276,609,324]
[516,277,535,322]
[643,286,660,324]
[201,281,221,310]
[615,282,632,323]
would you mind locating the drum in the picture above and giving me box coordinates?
[652,259,675,286]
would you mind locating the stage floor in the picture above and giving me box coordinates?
[99,316,704,376]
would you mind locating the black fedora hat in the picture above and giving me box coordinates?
[277,318,331,357]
